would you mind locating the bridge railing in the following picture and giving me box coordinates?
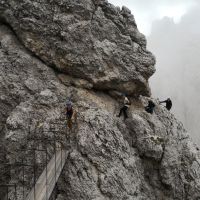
[1,117,69,200]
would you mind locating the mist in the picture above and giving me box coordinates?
[108,0,200,144]
[148,4,200,144]
[109,0,196,34]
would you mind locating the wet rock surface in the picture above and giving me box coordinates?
[0,1,200,200]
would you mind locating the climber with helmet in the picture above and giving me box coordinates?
[117,93,131,119]
[159,98,172,111]
[145,100,156,114]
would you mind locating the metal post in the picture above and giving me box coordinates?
[22,158,25,200]
[61,143,62,170]
[33,150,36,200]
[54,132,57,184]
[14,184,17,200]
[45,147,48,200]
[7,186,9,200]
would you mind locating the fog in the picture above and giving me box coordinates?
[108,0,200,144]
[148,4,200,144]
[109,0,196,34]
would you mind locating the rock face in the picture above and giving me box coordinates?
[0,0,200,200]
[0,0,155,96]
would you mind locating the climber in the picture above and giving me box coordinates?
[117,93,131,119]
[66,100,73,119]
[145,100,155,114]
[65,100,74,129]
[159,98,172,111]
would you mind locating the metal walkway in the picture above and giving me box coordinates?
[0,114,71,200]
[26,150,68,200]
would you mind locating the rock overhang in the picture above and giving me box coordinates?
[0,0,155,96]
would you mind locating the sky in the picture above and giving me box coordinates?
[109,0,200,145]
[109,0,197,35]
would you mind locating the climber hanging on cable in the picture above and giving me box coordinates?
[117,93,131,120]
[159,98,172,111]
[145,100,155,114]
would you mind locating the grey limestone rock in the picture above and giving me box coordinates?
[0,1,200,200]
[0,0,155,96]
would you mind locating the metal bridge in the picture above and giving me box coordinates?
[26,149,68,200]
[0,117,70,200]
